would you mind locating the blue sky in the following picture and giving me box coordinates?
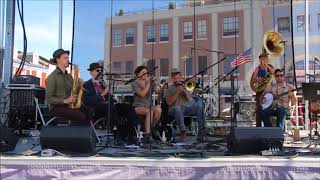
[14,0,183,80]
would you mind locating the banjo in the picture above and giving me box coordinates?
[261,87,302,110]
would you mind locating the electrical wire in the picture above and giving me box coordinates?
[15,0,27,76]
[290,0,297,88]
[70,0,76,71]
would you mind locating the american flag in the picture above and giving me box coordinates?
[230,48,252,68]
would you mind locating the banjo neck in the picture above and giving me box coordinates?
[272,87,302,100]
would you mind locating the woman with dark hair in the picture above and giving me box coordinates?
[131,65,162,143]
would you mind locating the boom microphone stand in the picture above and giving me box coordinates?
[102,72,133,147]
[210,67,239,128]
[191,47,224,117]
[184,57,226,143]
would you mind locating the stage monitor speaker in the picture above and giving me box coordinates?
[40,125,96,154]
[0,125,19,152]
[227,127,284,154]
[12,75,40,86]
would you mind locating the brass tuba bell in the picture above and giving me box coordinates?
[263,31,284,57]
[185,80,196,93]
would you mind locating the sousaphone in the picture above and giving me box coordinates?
[250,31,284,93]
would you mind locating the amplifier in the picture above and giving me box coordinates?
[227,127,284,154]
[8,85,45,109]
[40,125,96,154]
[12,75,40,86]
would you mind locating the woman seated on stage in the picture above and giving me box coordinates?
[131,65,162,143]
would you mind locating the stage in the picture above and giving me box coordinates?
[1,130,320,180]
[1,154,320,179]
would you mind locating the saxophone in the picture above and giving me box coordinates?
[69,65,84,109]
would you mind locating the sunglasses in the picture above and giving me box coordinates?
[95,69,102,73]
[275,74,284,77]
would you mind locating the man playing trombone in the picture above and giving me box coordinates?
[165,68,206,142]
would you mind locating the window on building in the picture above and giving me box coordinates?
[223,17,239,36]
[297,15,305,32]
[224,54,238,74]
[186,57,193,76]
[197,20,207,38]
[113,62,121,78]
[125,61,133,78]
[278,17,290,33]
[147,25,156,42]
[126,28,134,45]
[113,29,122,46]
[160,58,169,76]
[147,59,156,71]
[198,56,207,75]
[183,21,193,39]
[160,24,169,41]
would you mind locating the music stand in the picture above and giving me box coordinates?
[302,83,320,139]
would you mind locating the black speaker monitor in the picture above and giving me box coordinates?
[227,127,284,154]
[40,125,96,154]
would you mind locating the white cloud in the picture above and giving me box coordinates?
[14,14,73,59]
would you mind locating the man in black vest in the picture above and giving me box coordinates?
[83,62,138,144]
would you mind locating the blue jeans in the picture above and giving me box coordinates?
[259,106,291,131]
[168,95,205,132]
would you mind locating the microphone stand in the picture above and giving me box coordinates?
[124,66,158,85]
[191,47,224,117]
[102,72,132,148]
[281,41,286,76]
[183,57,226,144]
[210,67,238,128]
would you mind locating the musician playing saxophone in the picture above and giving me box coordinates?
[259,69,297,131]
[165,68,206,142]
[46,49,93,124]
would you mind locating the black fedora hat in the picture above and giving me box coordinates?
[50,49,70,63]
[87,62,102,71]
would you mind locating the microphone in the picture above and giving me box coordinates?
[124,66,159,85]
[95,71,103,80]
[280,40,288,43]
[314,57,320,62]
[124,78,135,85]
[149,66,159,74]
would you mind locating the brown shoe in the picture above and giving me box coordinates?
[197,128,206,142]
[180,131,187,141]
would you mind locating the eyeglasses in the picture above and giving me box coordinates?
[95,69,101,73]
[275,74,284,77]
